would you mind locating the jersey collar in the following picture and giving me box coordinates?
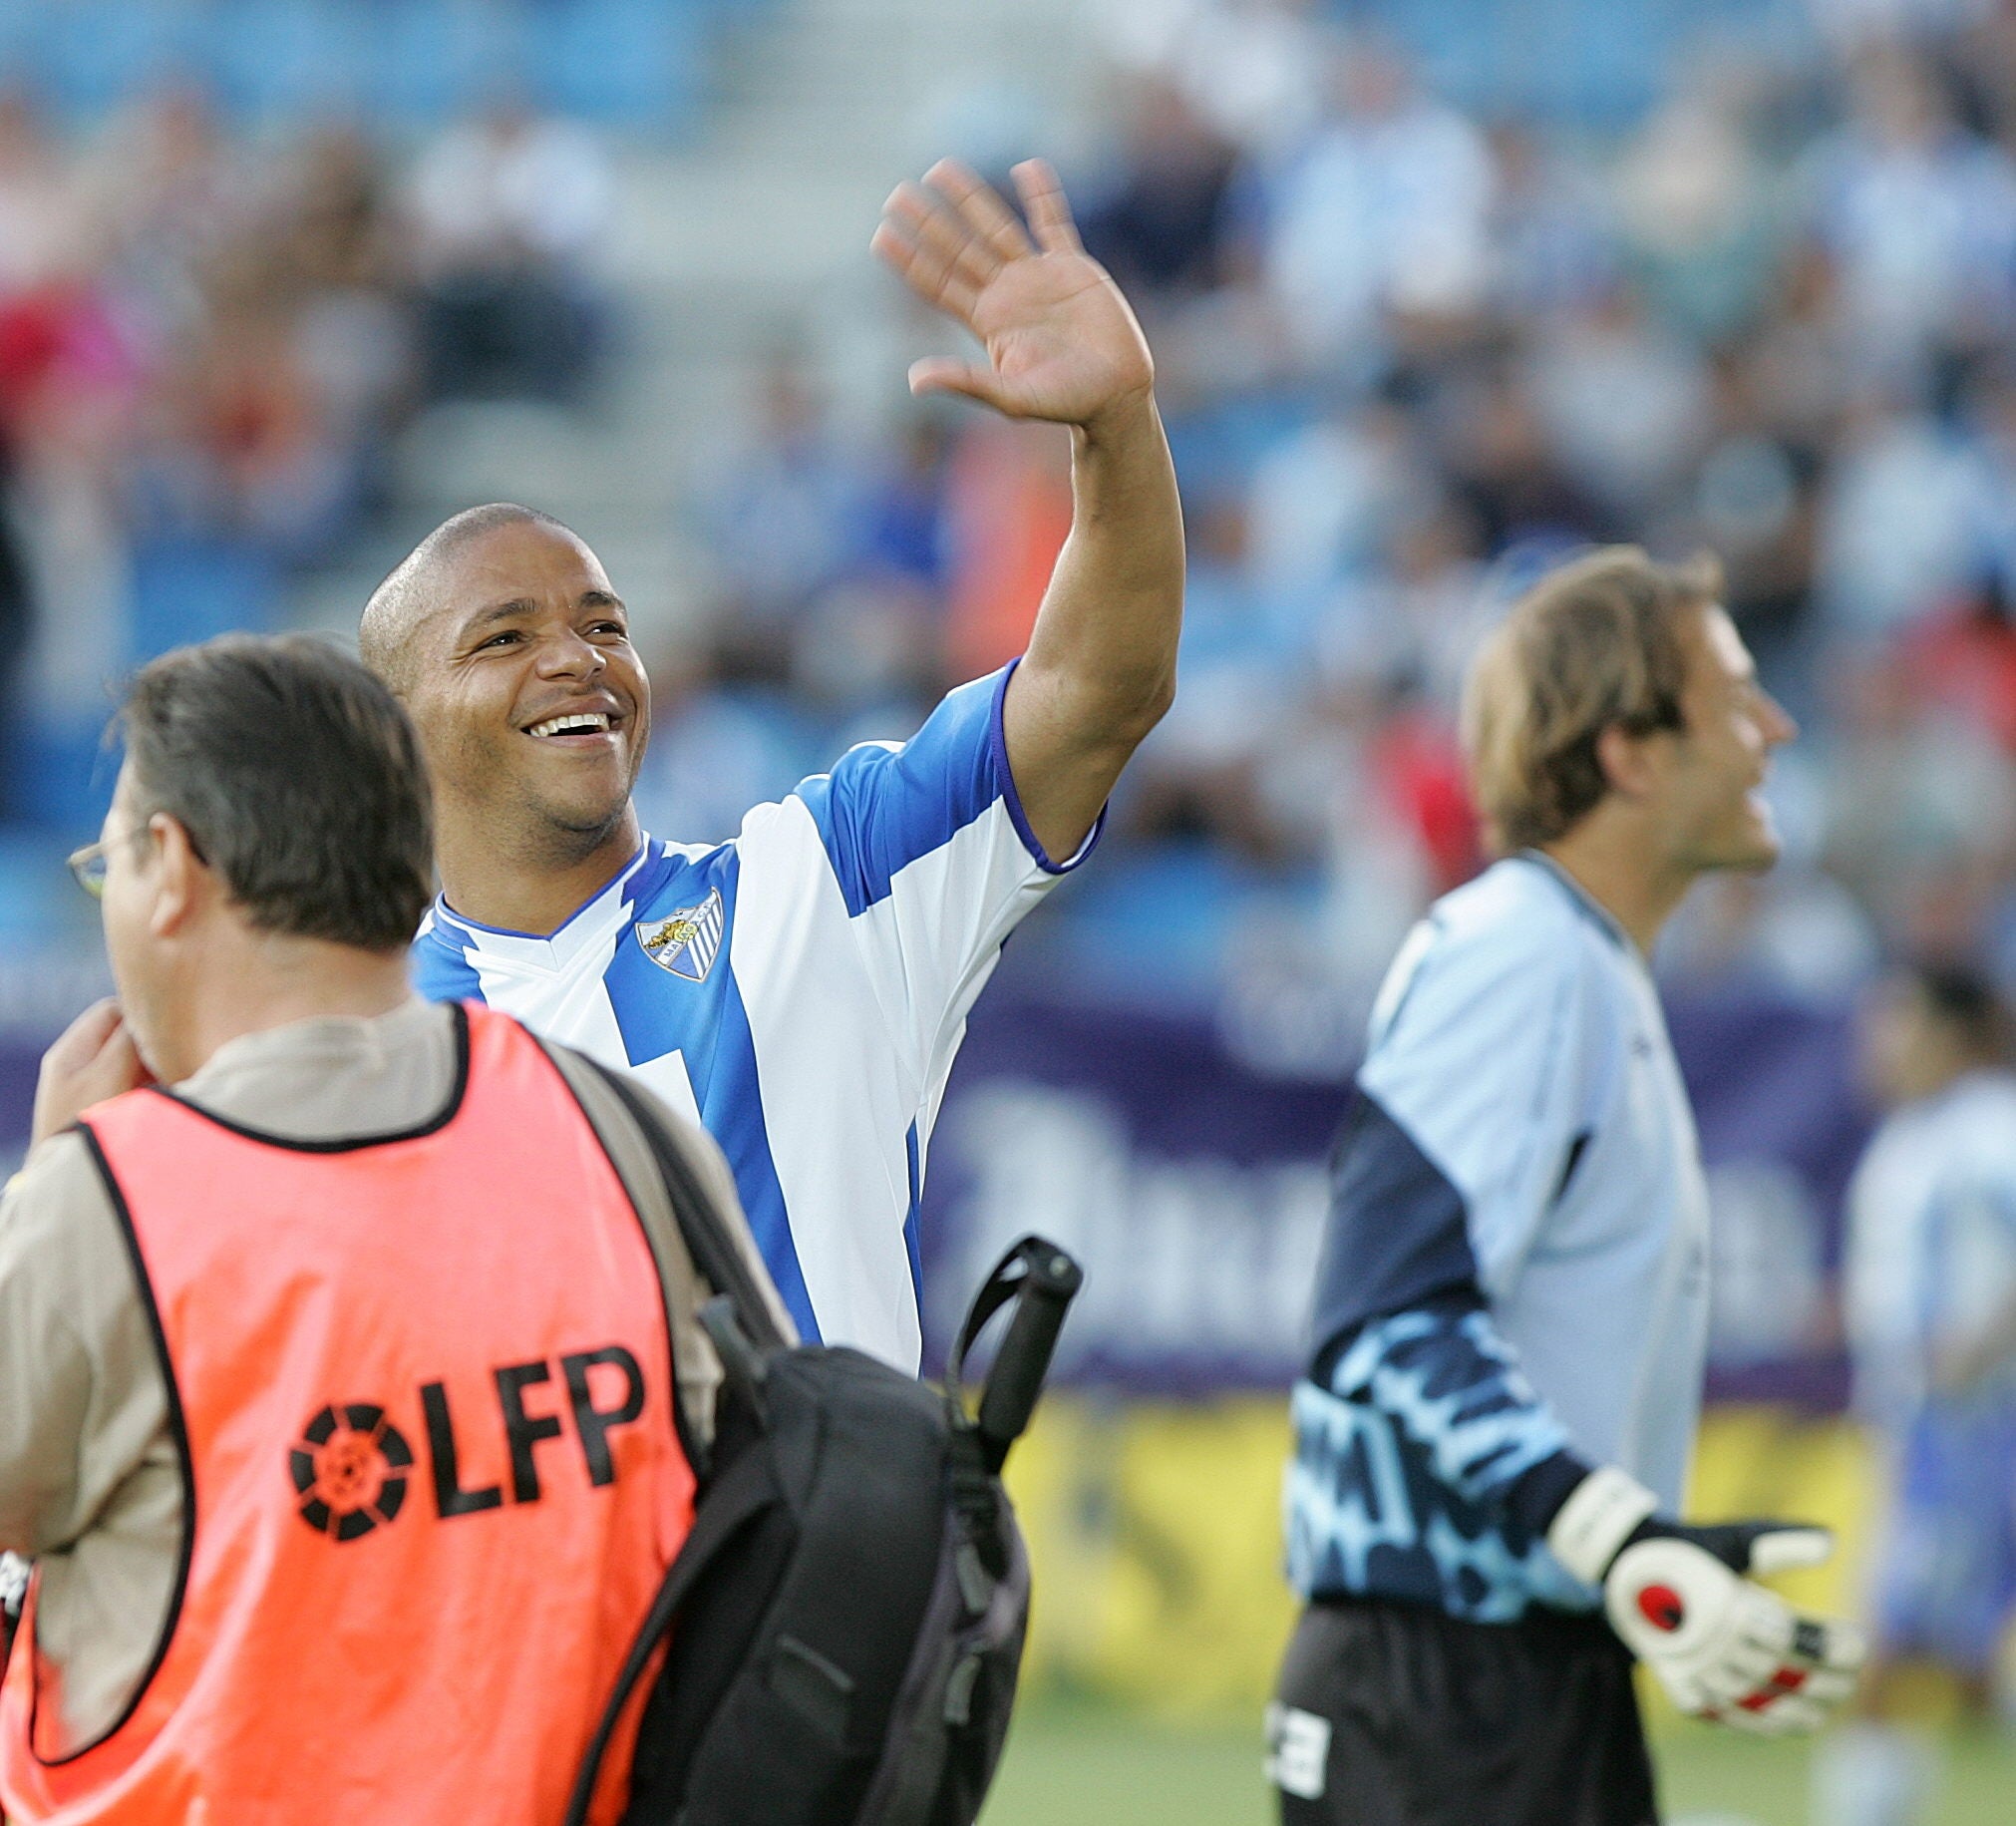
[431,841,660,969]
[1517,850,1633,953]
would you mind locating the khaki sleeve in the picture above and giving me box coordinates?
[0,1133,172,1558]
[545,1049,798,1451]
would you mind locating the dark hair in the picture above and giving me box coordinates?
[120,634,434,951]
[1905,960,2011,1061]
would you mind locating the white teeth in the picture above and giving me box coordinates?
[529,712,613,738]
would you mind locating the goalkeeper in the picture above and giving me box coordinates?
[1269,549,1862,1826]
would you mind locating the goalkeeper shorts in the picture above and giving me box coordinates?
[1268,1595,1658,1826]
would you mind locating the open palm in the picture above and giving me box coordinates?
[871,159,1154,428]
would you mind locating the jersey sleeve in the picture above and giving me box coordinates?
[790,662,1100,1092]
[1309,905,1595,1355]
[1320,1290,1591,1533]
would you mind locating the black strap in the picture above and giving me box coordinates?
[944,1236,1082,1475]
[580,1057,791,1354]
[558,1445,778,1826]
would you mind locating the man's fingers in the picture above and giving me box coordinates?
[1012,159,1081,254]
[1747,1528,1834,1576]
[875,193,989,317]
[1794,1614,1867,1672]
[871,221,978,318]
[890,181,1002,290]
[46,999,124,1073]
[908,359,1008,412]
[924,158,1032,261]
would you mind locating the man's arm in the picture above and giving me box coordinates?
[0,1134,157,1562]
[873,159,1183,862]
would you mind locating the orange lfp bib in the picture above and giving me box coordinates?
[0,1005,694,1825]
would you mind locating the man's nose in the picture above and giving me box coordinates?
[535,628,605,678]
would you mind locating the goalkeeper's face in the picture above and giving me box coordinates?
[401,521,650,848]
[1655,605,1797,875]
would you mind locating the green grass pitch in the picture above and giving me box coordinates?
[979,1708,2016,1825]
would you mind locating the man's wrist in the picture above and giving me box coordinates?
[1545,1465,1661,1585]
[1072,385,1159,451]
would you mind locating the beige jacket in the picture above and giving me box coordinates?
[0,997,787,1755]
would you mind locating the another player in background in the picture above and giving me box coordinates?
[1270,548,1863,1826]
[362,159,1181,1370]
[1813,965,2016,1826]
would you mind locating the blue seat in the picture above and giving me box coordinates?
[127,534,280,664]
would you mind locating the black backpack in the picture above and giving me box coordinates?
[565,1064,1081,1826]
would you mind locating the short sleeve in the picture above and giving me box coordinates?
[789,663,1100,1092]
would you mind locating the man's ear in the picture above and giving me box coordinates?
[1594,723,1662,803]
[147,815,209,938]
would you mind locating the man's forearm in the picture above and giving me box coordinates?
[1026,391,1182,733]
[1005,392,1183,857]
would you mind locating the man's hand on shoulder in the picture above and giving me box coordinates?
[32,1000,152,1149]
[871,159,1153,434]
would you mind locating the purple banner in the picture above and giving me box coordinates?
[0,985,1875,1404]
[918,987,1873,1404]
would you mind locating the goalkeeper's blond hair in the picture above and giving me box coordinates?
[1462,547,1723,856]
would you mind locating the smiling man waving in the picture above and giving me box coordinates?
[364,160,1182,1367]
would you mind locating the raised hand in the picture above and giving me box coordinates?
[871,158,1154,431]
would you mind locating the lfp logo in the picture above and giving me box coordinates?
[289,1403,414,1542]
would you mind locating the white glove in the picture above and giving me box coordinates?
[1546,1467,1866,1734]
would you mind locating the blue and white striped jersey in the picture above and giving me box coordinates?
[411,664,1091,1371]
[1287,853,1713,1621]
[1845,1070,2016,1427]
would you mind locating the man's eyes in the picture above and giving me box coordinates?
[472,621,625,651]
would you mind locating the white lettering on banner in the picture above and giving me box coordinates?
[932,1084,1330,1377]
[1264,1703,1331,1799]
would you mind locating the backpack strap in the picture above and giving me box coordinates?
[557,1442,778,1826]
[945,1237,1083,1475]
[573,1055,792,1355]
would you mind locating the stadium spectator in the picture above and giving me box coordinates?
[0,634,783,1820]
[1253,38,1495,367]
[406,101,612,403]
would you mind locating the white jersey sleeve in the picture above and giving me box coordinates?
[785,662,1097,1111]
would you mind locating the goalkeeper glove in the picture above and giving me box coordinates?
[1545,1466,1865,1734]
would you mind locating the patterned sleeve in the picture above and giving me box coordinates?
[1321,1290,1589,1535]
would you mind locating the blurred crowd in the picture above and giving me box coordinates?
[642,0,2016,1016]
[0,85,610,821]
[19,4,2016,1018]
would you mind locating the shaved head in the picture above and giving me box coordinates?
[359,503,578,691]
[361,502,650,924]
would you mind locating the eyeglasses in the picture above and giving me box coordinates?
[67,838,117,900]
[67,819,206,898]
[67,827,154,900]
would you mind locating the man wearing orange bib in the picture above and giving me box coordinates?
[0,635,784,1824]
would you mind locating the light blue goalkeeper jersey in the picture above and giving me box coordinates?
[411,663,1092,1371]
[1288,853,1713,1620]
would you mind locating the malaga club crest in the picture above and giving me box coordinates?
[636,888,725,982]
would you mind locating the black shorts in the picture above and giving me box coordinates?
[1268,1597,1659,1826]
